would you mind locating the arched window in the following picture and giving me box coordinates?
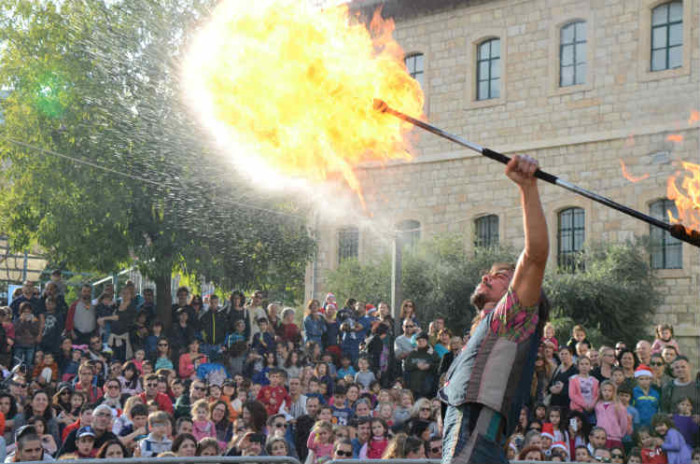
[649,199,682,269]
[560,21,587,86]
[651,1,683,71]
[396,220,421,252]
[476,39,500,100]
[474,214,499,249]
[337,226,359,264]
[558,207,585,270]
[404,53,424,88]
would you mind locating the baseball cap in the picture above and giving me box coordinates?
[77,426,96,439]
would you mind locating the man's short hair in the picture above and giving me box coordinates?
[589,426,607,437]
[177,286,189,295]
[672,355,689,364]
[145,373,159,382]
[333,438,352,452]
[93,404,113,418]
[15,425,40,451]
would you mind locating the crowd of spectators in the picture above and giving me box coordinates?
[0,272,697,463]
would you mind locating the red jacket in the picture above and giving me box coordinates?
[139,392,173,414]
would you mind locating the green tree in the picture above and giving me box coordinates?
[0,0,315,325]
[326,235,659,343]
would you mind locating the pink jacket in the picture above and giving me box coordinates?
[594,401,628,441]
[650,338,680,354]
[568,375,599,412]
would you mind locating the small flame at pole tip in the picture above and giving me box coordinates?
[667,134,684,143]
[667,161,700,234]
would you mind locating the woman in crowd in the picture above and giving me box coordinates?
[171,433,197,457]
[303,300,325,348]
[210,400,234,450]
[97,439,130,459]
[16,390,60,445]
[617,348,638,386]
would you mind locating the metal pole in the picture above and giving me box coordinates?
[391,235,402,324]
[374,99,700,248]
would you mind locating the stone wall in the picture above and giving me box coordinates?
[306,0,700,359]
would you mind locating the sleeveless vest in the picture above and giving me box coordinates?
[439,299,543,436]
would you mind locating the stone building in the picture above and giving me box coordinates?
[305,0,700,357]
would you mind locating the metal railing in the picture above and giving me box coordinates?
[18,458,301,464]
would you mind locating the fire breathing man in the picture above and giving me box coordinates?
[439,154,549,464]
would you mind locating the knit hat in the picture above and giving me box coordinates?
[541,422,555,440]
[635,364,653,378]
[325,292,336,302]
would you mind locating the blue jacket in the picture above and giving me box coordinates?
[632,385,660,427]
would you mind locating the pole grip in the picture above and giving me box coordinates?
[669,224,700,247]
[482,148,560,185]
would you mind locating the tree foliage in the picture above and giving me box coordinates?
[327,236,659,343]
[0,0,315,324]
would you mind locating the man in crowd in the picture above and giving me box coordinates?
[284,376,308,419]
[440,155,549,464]
[65,284,96,344]
[294,395,320,461]
[661,355,700,415]
[394,318,417,375]
[60,404,117,456]
[139,374,174,414]
[12,426,49,462]
[635,340,652,366]
[405,332,439,398]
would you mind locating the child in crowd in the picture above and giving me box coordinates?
[595,380,628,449]
[336,355,356,381]
[360,418,389,458]
[355,357,376,391]
[542,322,559,351]
[307,420,334,464]
[650,324,680,354]
[191,399,215,441]
[256,368,290,416]
[652,414,692,464]
[15,303,40,368]
[139,411,173,457]
[566,325,589,352]
[633,365,660,427]
[617,385,639,445]
[569,356,599,418]
[672,397,698,447]
[547,406,567,443]
[637,426,667,464]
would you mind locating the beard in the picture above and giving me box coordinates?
[470,286,488,311]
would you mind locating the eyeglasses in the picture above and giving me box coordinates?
[336,450,353,457]
[431,447,442,454]
[651,362,664,366]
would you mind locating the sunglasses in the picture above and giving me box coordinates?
[107,385,120,390]
[274,423,286,428]
[612,453,624,458]
[651,362,664,366]
[431,447,442,454]
[147,383,158,387]
[193,386,206,391]
[420,408,431,412]
[336,450,352,457]
[14,382,27,388]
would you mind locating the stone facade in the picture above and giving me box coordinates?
[306,0,700,358]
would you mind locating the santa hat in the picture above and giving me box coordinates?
[366,304,377,314]
[551,442,567,452]
[635,364,653,378]
[325,292,336,301]
[541,422,555,440]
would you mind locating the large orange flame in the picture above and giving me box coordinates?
[619,159,649,183]
[667,161,700,233]
[182,0,424,204]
